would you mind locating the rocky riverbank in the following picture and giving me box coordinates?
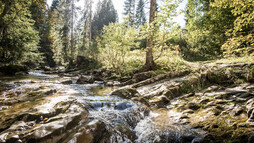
[110,63,254,142]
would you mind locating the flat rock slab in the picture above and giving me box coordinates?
[0,95,88,143]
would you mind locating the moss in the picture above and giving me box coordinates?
[249,65,254,72]
[189,108,250,143]
[150,70,167,77]
[178,73,207,94]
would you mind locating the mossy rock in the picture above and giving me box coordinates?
[111,87,140,99]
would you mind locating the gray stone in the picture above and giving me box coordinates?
[77,75,95,84]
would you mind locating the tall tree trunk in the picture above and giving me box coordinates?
[142,0,156,71]
[0,0,11,40]
[70,0,74,64]
[89,0,92,44]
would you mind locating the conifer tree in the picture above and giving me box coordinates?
[123,0,136,26]
[91,0,118,38]
[135,0,146,27]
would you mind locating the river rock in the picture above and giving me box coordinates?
[77,75,95,84]
[149,95,170,107]
[60,79,73,84]
[0,96,89,143]
[186,103,200,110]
[69,120,110,143]
[105,80,121,86]
[111,87,141,99]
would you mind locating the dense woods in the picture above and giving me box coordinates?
[0,0,253,75]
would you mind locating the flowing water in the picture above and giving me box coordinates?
[0,71,205,143]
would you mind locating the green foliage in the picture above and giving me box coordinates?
[0,0,42,65]
[182,0,253,59]
[30,1,56,67]
[97,23,143,75]
[211,0,254,56]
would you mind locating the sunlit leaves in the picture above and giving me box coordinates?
[211,0,254,56]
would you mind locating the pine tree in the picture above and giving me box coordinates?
[123,0,135,26]
[135,0,146,27]
[30,0,56,67]
[62,0,71,64]
[91,0,118,38]
[81,0,92,53]
[51,0,79,65]
[51,0,60,11]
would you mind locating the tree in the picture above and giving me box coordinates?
[81,0,92,53]
[211,0,254,56]
[92,0,118,38]
[61,0,71,64]
[135,0,146,27]
[51,0,60,11]
[143,0,156,71]
[0,0,42,64]
[182,0,236,59]
[30,0,56,67]
[123,0,136,26]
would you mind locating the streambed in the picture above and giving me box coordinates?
[0,71,205,143]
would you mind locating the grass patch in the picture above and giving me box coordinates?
[214,56,254,64]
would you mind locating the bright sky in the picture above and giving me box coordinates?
[47,0,186,27]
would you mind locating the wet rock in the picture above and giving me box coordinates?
[114,102,133,110]
[182,134,196,142]
[238,122,254,127]
[71,120,110,143]
[239,93,251,98]
[61,79,73,84]
[196,86,219,96]
[105,80,121,86]
[77,75,95,84]
[180,114,189,119]
[183,109,194,114]
[149,95,170,107]
[230,105,244,116]
[111,87,140,99]
[214,100,227,104]
[0,96,88,143]
[199,98,210,104]
[182,92,195,98]
[187,103,200,110]
[0,83,14,93]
